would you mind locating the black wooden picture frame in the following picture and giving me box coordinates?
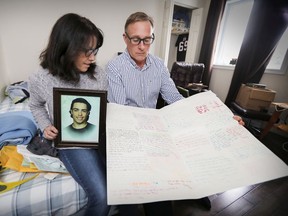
[53,88,107,148]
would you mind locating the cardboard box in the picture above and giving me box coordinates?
[235,84,276,111]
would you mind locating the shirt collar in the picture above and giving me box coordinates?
[124,49,151,70]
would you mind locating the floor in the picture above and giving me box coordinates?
[173,176,288,216]
[171,126,288,216]
[134,125,288,216]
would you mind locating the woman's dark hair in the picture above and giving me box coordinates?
[70,97,92,111]
[40,13,104,82]
[69,97,92,121]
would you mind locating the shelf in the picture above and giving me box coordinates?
[171,29,189,35]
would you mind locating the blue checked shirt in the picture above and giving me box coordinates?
[107,49,184,108]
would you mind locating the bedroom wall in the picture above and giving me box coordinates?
[0,36,8,102]
[209,67,288,103]
[0,0,169,98]
[1,0,286,104]
[0,0,208,101]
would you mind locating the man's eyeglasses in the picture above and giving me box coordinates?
[125,32,155,45]
[82,48,99,57]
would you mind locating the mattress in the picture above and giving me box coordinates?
[0,169,87,216]
[0,97,88,216]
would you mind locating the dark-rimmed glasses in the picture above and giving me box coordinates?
[125,32,155,45]
[82,48,99,57]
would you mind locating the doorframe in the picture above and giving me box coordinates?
[160,0,208,67]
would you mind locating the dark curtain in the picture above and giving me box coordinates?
[198,0,227,86]
[225,0,288,107]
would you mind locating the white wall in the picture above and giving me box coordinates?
[209,67,234,102]
[0,0,167,95]
[0,0,210,101]
[3,0,285,105]
[0,35,7,100]
[260,72,288,103]
[210,66,288,103]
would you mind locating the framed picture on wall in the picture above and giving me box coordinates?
[53,88,107,148]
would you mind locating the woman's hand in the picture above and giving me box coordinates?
[233,115,245,126]
[43,125,58,140]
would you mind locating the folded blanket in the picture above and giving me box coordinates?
[0,111,38,148]
[5,81,29,104]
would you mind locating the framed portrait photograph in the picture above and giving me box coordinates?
[53,88,107,148]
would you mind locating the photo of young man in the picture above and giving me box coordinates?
[62,97,99,142]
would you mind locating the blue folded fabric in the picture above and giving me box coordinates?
[0,111,38,148]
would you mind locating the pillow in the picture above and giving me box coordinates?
[5,81,29,104]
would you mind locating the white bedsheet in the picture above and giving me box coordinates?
[0,96,118,216]
[0,97,30,114]
[0,169,87,216]
[0,96,88,216]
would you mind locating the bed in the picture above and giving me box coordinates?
[0,87,116,216]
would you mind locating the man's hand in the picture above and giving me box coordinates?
[43,125,58,140]
[233,115,245,126]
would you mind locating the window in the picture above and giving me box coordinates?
[213,0,288,74]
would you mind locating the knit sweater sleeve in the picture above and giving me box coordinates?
[28,68,54,132]
[95,65,108,91]
[28,66,108,132]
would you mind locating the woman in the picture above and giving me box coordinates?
[28,13,110,216]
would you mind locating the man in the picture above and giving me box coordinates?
[62,97,98,142]
[107,12,183,109]
[107,11,244,216]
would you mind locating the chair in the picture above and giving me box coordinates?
[260,103,288,139]
[170,62,204,86]
[156,62,206,109]
[170,62,207,96]
[176,86,190,98]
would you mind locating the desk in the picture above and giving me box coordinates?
[260,102,288,139]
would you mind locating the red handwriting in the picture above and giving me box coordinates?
[196,105,209,114]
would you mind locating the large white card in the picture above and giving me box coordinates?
[106,91,288,205]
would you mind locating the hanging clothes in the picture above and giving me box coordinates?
[175,33,189,61]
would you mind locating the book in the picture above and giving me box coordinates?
[106,91,288,205]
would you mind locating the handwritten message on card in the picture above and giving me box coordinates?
[106,91,288,204]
